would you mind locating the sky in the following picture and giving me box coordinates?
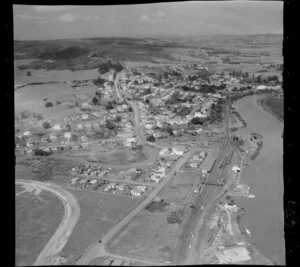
[13,1,283,40]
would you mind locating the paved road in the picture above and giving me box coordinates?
[16,179,80,265]
[76,149,195,265]
[115,72,146,145]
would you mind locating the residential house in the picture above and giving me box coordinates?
[64,132,71,142]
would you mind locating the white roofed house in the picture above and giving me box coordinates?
[82,114,89,120]
[53,124,61,130]
[64,132,71,142]
[49,133,57,141]
[194,111,207,118]
[23,131,31,136]
[81,135,88,142]
[124,137,136,147]
[131,185,147,196]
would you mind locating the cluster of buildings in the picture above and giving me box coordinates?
[67,177,149,197]
[117,71,228,141]
[186,151,207,169]
[72,164,111,178]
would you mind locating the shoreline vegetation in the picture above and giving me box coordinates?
[231,110,247,128]
[250,141,263,161]
[256,96,283,123]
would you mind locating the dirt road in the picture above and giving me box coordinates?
[16,179,80,265]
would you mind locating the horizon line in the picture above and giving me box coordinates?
[14,32,283,42]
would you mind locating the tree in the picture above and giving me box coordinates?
[106,101,114,110]
[147,135,156,142]
[115,115,122,122]
[165,125,174,136]
[32,112,43,120]
[256,75,262,84]
[92,96,99,105]
[93,77,106,87]
[105,119,115,130]
[128,107,133,112]
[56,101,61,105]
[27,70,31,76]
[65,124,72,132]
[191,117,204,125]
[71,133,78,142]
[20,111,31,119]
[45,101,53,108]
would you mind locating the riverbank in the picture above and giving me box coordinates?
[233,95,284,265]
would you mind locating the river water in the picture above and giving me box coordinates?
[233,95,285,265]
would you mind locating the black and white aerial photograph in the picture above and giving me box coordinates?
[14,1,284,266]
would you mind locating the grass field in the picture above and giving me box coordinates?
[108,204,182,262]
[58,189,139,264]
[16,187,64,266]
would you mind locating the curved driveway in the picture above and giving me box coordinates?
[16,179,80,265]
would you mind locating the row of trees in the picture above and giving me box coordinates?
[229,70,280,85]
[181,83,226,94]
[97,60,124,74]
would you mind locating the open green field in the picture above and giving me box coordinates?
[108,202,183,262]
[16,187,64,266]
[59,189,139,264]
[14,35,282,74]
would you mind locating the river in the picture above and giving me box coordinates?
[233,94,284,265]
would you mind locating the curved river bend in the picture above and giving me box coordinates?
[234,95,284,265]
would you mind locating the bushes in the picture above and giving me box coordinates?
[34,148,52,156]
[56,100,61,105]
[71,133,78,142]
[42,121,51,129]
[191,117,205,125]
[97,61,124,74]
[115,115,122,122]
[166,209,184,224]
[32,112,43,120]
[106,101,114,110]
[105,120,116,130]
[27,70,31,76]
[92,96,99,105]
[93,77,106,87]
[20,111,31,119]
[145,200,169,212]
[45,101,54,108]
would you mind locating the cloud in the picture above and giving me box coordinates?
[139,11,166,24]
[15,12,100,24]
[33,6,70,12]
[56,13,78,23]
[14,14,50,23]
[139,14,152,23]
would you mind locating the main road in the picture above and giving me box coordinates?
[16,179,80,265]
[114,71,146,145]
